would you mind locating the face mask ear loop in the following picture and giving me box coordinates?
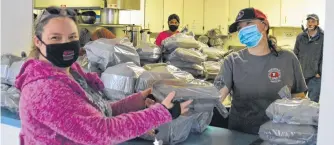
[36,36,48,59]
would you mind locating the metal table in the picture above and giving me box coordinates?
[1,108,259,145]
[121,126,259,145]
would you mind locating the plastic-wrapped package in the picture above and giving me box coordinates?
[168,48,207,64]
[191,112,214,133]
[1,54,22,84]
[1,86,20,113]
[84,38,140,72]
[259,121,317,145]
[198,35,209,44]
[6,60,25,86]
[1,84,10,91]
[167,60,204,71]
[140,115,195,145]
[134,71,176,92]
[152,79,229,117]
[162,33,200,53]
[101,62,146,101]
[202,47,226,61]
[178,68,203,77]
[136,42,161,63]
[203,61,222,80]
[266,99,319,125]
[209,38,224,47]
[206,28,222,39]
[143,64,194,81]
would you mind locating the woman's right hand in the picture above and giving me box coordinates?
[161,91,193,116]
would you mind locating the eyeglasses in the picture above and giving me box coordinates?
[36,7,77,24]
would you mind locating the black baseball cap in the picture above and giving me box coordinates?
[306,14,319,21]
[229,8,268,33]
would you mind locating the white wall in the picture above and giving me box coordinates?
[1,0,33,56]
[317,0,334,144]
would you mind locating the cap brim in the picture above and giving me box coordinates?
[229,21,239,33]
[306,17,318,21]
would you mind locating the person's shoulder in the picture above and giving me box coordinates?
[224,48,247,61]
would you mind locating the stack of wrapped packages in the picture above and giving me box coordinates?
[83,37,140,75]
[1,54,26,114]
[101,62,146,101]
[136,42,162,66]
[161,33,201,61]
[203,61,223,81]
[140,79,229,145]
[259,86,319,145]
[136,64,229,144]
[167,48,207,77]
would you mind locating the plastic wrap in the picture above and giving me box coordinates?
[259,121,317,145]
[101,62,146,101]
[143,64,195,81]
[167,60,204,71]
[1,54,22,84]
[178,68,203,77]
[203,61,222,80]
[266,99,319,125]
[140,115,195,145]
[162,33,200,53]
[1,86,20,113]
[191,112,214,133]
[135,71,176,92]
[202,47,226,61]
[206,28,222,39]
[84,38,140,72]
[198,35,209,44]
[7,60,25,86]
[168,48,207,64]
[152,79,229,117]
[136,42,161,62]
[209,38,224,47]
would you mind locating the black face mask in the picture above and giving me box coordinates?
[38,38,80,68]
[169,25,179,32]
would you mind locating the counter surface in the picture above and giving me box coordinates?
[120,126,259,145]
[1,108,259,145]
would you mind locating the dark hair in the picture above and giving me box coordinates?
[261,20,280,56]
[30,6,78,58]
[168,14,180,23]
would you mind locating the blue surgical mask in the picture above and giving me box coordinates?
[238,25,263,48]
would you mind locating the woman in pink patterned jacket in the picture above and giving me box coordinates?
[16,7,192,145]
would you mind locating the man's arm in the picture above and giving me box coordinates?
[293,35,301,58]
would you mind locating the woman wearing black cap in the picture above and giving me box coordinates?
[155,14,180,47]
[214,8,307,134]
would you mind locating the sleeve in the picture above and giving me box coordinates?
[110,92,146,116]
[293,35,300,58]
[290,53,308,94]
[213,56,233,91]
[23,79,172,145]
[155,32,164,47]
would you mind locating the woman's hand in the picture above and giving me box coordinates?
[161,91,193,115]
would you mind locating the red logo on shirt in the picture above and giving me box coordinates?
[268,68,281,83]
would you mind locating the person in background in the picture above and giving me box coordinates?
[79,28,92,56]
[17,7,192,145]
[215,8,307,134]
[155,14,180,47]
[91,27,116,41]
[294,14,323,103]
